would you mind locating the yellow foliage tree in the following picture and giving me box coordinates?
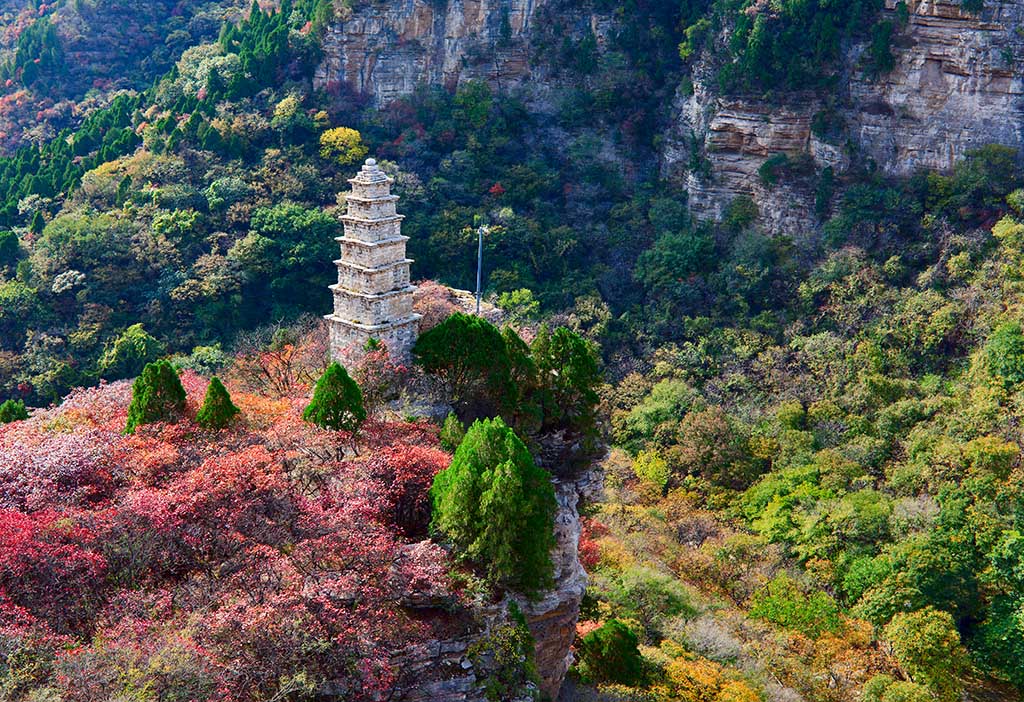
[651,655,761,702]
[319,127,368,166]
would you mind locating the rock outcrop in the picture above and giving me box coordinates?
[314,0,543,105]
[663,0,1024,233]
[388,467,601,702]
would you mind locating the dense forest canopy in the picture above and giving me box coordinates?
[0,0,1022,700]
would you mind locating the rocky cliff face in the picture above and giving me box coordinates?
[663,0,1024,232]
[389,467,601,702]
[314,0,543,105]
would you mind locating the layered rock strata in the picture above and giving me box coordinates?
[663,0,1024,233]
[314,0,543,105]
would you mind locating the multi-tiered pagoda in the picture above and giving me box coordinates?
[326,158,420,362]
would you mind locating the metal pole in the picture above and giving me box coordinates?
[476,225,484,315]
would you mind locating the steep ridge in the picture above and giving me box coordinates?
[314,0,543,105]
[390,467,600,702]
[663,0,1024,232]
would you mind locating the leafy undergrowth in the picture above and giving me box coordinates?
[0,368,462,701]
[572,186,1024,702]
[575,457,893,701]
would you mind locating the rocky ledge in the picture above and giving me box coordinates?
[314,0,543,106]
[388,466,602,702]
[664,0,1024,234]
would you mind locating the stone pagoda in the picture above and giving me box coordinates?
[326,158,420,362]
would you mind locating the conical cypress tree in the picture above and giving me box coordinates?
[429,417,557,595]
[29,210,44,235]
[124,360,186,434]
[302,362,366,434]
[0,399,28,423]
[196,376,240,429]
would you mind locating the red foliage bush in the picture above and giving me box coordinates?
[367,444,450,537]
[0,510,106,636]
[578,517,603,571]
[0,378,455,700]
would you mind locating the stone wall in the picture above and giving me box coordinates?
[346,196,400,221]
[331,287,416,326]
[339,237,408,268]
[329,316,420,362]
[336,259,413,295]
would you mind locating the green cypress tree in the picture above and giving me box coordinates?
[0,399,29,423]
[439,412,465,452]
[29,210,44,236]
[124,360,187,434]
[412,312,515,417]
[0,230,20,270]
[430,417,557,595]
[531,326,601,439]
[196,376,240,429]
[302,362,366,434]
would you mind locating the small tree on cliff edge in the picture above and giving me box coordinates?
[196,376,240,430]
[303,363,367,450]
[125,360,187,434]
[412,312,515,421]
[430,417,557,596]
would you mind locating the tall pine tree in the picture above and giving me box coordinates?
[430,417,557,595]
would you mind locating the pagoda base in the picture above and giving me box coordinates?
[326,313,422,364]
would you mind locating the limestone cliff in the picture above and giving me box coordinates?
[388,467,601,702]
[663,0,1024,232]
[314,0,543,105]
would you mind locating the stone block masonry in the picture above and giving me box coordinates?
[326,158,420,363]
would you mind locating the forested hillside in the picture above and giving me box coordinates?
[0,0,1023,700]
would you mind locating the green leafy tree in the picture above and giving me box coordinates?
[413,313,514,419]
[495,288,540,326]
[430,417,557,594]
[0,399,29,423]
[0,231,20,270]
[577,619,645,687]
[97,324,164,381]
[633,449,670,496]
[636,226,714,296]
[0,280,38,350]
[125,360,187,434]
[29,210,44,236]
[440,412,466,452]
[975,595,1024,689]
[196,376,240,429]
[750,574,841,637]
[985,322,1024,387]
[303,362,367,436]
[531,326,601,438]
[884,607,967,701]
[604,566,695,641]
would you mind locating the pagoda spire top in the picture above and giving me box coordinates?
[351,157,389,185]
